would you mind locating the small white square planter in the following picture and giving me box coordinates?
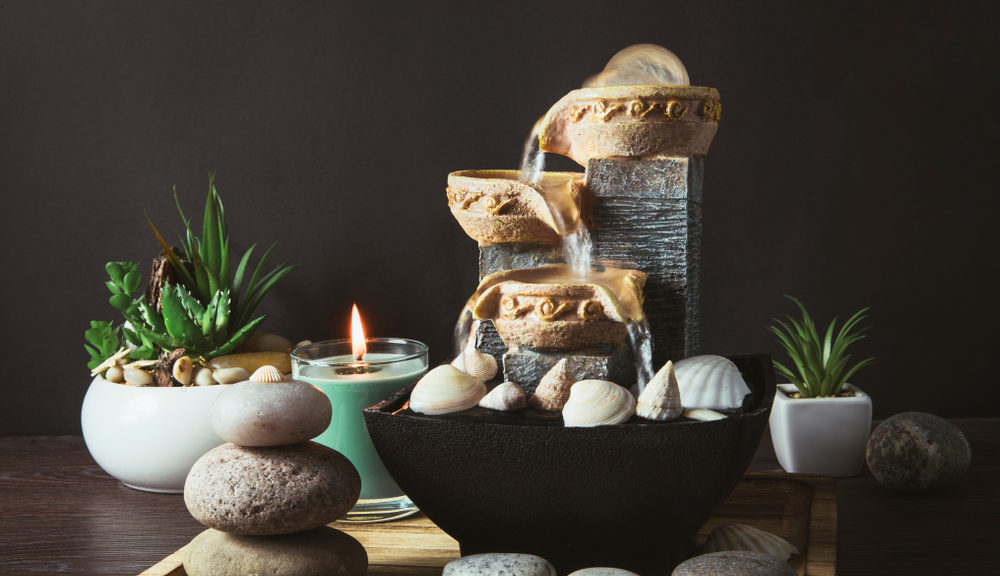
[769,383,872,477]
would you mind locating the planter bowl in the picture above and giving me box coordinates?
[81,376,227,492]
[364,354,775,574]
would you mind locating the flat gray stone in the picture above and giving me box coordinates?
[866,411,971,490]
[184,526,367,576]
[568,569,639,576]
[212,379,332,447]
[502,344,635,394]
[672,551,795,576]
[184,441,360,535]
[444,553,557,576]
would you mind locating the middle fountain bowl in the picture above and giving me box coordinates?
[364,354,775,575]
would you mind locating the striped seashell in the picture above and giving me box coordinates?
[562,380,636,427]
[701,523,799,561]
[479,382,528,412]
[674,355,751,410]
[528,359,575,411]
[454,347,498,382]
[249,365,285,383]
[410,364,487,415]
[636,360,682,421]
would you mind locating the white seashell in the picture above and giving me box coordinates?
[410,364,487,415]
[123,366,152,387]
[562,380,636,427]
[683,408,727,421]
[701,523,799,561]
[249,365,285,383]
[528,359,575,411]
[194,366,217,386]
[636,360,682,421]
[213,367,250,385]
[104,365,125,383]
[461,348,499,381]
[450,353,466,372]
[479,382,528,411]
[172,356,193,386]
[673,355,751,410]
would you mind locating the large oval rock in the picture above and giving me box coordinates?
[212,379,332,446]
[444,553,557,576]
[672,551,796,576]
[866,411,971,490]
[184,441,360,535]
[184,526,367,576]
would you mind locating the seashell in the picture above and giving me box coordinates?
[172,356,193,386]
[528,358,575,411]
[636,360,683,421]
[460,347,499,382]
[249,365,286,383]
[479,382,528,411]
[213,367,250,385]
[701,523,799,561]
[410,365,487,415]
[673,355,751,410]
[562,380,636,427]
[194,366,217,386]
[683,408,727,421]
[123,366,152,387]
[104,365,125,383]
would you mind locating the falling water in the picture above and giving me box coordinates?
[518,121,545,185]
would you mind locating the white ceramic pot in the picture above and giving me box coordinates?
[768,383,872,477]
[81,376,227,492]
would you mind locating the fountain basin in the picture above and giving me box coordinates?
[364,354,775,575]
[538,85,721,166]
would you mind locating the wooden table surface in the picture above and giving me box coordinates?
[1,419,997,575]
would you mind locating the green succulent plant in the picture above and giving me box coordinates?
[767,295,874,398]
[85,175,297,372]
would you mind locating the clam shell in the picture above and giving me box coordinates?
[249,365,286,383]
[172,356,193,386]
[460,348,499,382]
[636,360,682,421]
[479,381,527,412]
[673,355,751,410]
[528,358,574,411]
[410,365,487,415]
[563,380,636,427]
[701,523,799,561]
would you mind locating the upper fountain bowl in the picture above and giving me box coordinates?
[538,85,721,166]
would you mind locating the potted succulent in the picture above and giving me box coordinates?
[81,175,296,492]
[767,296,875,477]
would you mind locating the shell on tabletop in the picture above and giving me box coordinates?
[453,347,499,382]
[410,365,487,416]
[479,382,528,412]
[673,355,751,411]
[528,358,575,412]
[701,523,799,562]
[636,360,682,421]
[562,380,636,428]
[249,365,285,384]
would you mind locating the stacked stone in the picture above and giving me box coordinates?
[182,365,367,576]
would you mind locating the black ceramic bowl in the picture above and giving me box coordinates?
[364,354,775,575]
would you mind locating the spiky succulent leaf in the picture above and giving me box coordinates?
[202,315,265,357]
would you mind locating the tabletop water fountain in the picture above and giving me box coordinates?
[365,45,775,575]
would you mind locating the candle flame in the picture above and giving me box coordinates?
[351,303,367,361]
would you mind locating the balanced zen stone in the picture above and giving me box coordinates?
[184,442,361,535]
[444,553,557,576]
[866,411,971,491]
[671,551,796,576]
[211,379,332,447]
[184,527,367,576]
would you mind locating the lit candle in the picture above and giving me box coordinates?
[291,304,428,523]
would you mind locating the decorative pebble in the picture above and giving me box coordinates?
[213,366,250,385]
[183,526,367,576]
[443,553,557,576]
[212,379,332,447]
[104,365,124,383]
[568,569,640,576]
[866,411,971,490]
[672,551,796,576]
[123,366,152,387]
[209,351,292,376]
[194,366,217,386]
[184,441,361,535]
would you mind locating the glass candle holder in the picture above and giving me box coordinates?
[292,338,428,523]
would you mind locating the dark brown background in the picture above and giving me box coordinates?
[1,0,997,435]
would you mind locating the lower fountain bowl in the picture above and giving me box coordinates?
[364,354,775,575]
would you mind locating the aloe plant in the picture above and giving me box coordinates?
[768,295,874,398]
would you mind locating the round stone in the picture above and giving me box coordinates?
[569,569,640,576]
[183,526,367,576]
[672,551,796,576]
[444,553,557,576]
[184,441,360,535]
[866,411,971,490]
[212,379,332,446]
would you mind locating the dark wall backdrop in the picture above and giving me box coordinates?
[2,1,997,435]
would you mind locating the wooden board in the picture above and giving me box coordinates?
[140,473,835,576]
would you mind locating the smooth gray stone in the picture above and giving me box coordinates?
[568,569,639,576]
[444,553,557,576]
[502,344,635,394]
[866,412,972,490]
[672,551,796,576]
[184,441,360,535]
[212,379,332,447]
[184,527,367,576]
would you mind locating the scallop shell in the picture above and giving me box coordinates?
[410,364,487,415]
[528,358,575,411]
[562,380,636,427]
[479,381,528,411]
[673,355,751,410]
[701,523,799,561]
[636,360,682,421]
[249,364,285,383]
[172,356,194,386]
[461,348,499,381]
